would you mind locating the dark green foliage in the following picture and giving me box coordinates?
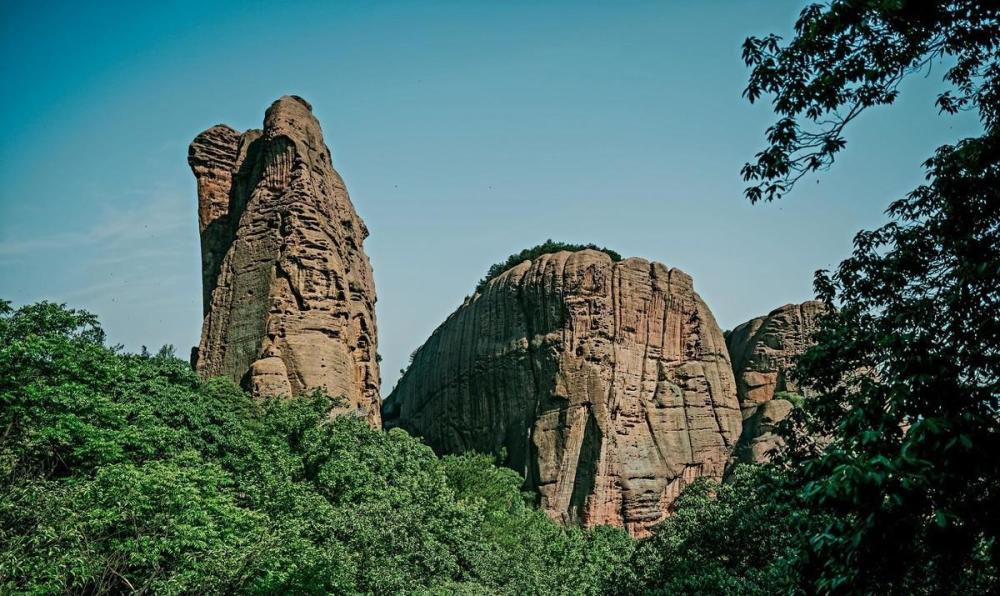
[779,131,1000,595]
[742,1,1000,593]
[614,465,818,595]
[0,300,630,595]
[741,0,1000,202]
[475,240,622,294]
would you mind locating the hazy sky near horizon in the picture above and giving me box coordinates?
[0,0,983,390]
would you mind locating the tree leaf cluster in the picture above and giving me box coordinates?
[742,0,1000,202]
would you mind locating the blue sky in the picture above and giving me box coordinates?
[0,0,983,390]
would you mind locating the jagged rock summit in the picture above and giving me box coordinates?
[726,300,828,461]
[189,96,381,426]
[383,249,742,536]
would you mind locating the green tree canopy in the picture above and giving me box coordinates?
[0,300,631,595]
[741,1,1000,593]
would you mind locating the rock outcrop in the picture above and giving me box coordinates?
[189,96,381,426]
[733,398,795,464]
[726,300,827,461]
[383,250,741,536]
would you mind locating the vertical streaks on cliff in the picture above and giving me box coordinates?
[384,249,741,536]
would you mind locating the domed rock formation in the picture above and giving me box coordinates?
[725,300,828,461]
[383,249,741,536]
[189,96,381,426]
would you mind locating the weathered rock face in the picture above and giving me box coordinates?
[189,96,380,426]
[383,250,741,536]
[726,300,827,462]
[733,398,794,464]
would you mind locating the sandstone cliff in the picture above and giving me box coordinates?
[189,96,380,426]
[726,300,827,461]
[383,250,741,536]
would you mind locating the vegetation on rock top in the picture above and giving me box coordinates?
[474,240,622,294]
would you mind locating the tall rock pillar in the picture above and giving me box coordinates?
[189,96,381,426]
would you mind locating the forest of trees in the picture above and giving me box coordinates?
[1,300,815,594]
[0,300,636,594]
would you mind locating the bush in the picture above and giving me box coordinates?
[772,391,805,408]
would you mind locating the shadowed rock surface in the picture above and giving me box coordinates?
[726,300,828,462]
[189,96,380,426]
[383,250,741,536]
[734,398,795,463]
